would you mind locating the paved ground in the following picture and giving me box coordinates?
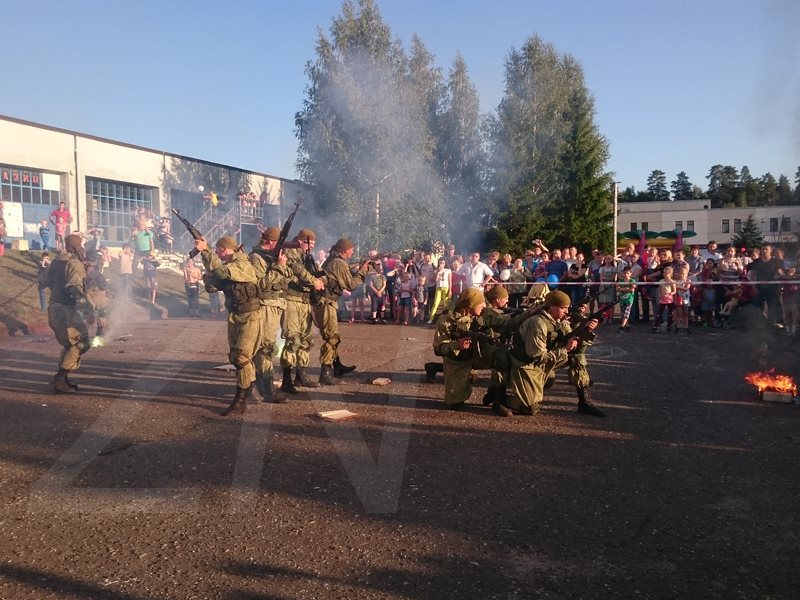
[0,310,798,599]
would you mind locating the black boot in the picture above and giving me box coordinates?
[267,375,286,404]
[488,386,513,417]
[64,372,80,391]
[281,367,298,395]
[333,356,356,377]
[253,375,266,402]
[53,368,76,393]
[319,364,336,385]
[577,386,605,417]
[295,367,320,388]
[424,362,443,383]
[222,386,249,416]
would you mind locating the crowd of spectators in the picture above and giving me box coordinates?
[336,239,800,336]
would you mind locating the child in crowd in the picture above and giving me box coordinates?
[118,245,134,296]
[54,215,67,252]
[38,251,51,311]
[450,258,465,300]
[780,266,799,335]
[413,275,428,324]
[0,215,6,256]
[396,271,414,325]
[673,265,692,333]
[616,266,636,332]
[142,251,160,304]
[183,257,203,317]
[39,220,51,250]
[367,260,387,324]
[700,267,720,327]
[653,266,676,332]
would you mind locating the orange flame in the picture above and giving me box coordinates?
[745,370,798,395]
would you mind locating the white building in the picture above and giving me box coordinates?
[0,115,311,250]
[618,199,799,247]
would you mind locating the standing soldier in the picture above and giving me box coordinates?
[196,236,261,416]
[432,287,531,415]
[280,229,325,394]
[505,290,603,416]
[249,227,291,403]
[38,234,93,393]
[312,238,369,385]
[84,249,111,342]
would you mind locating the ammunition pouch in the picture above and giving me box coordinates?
[226,280,260,315]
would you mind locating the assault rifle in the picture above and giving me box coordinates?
[271,199,301,261]
[171,208,204,258]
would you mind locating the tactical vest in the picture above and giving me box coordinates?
[47,258,81,305]
[252,248,287,300]
[219,279,260,314]
[510,315,562,365]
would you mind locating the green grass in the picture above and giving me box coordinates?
[0,249,196,335]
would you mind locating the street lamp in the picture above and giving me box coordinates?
[612,181,621,254]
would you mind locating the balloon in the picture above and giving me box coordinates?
[499,269,511,281]
[546,274,559,284]
[198,185,205,192]
[535,277,546,283]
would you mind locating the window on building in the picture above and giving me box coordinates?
[734,219,742,233]
[686,220,695,232]
[641,222,648,231]
[675,221,682,231]
[781,217,791,232]
[0,164,61,205]
[770,218,778,233]
[86,177,155,242]
[630,222,637,231]
[722,219,730,233]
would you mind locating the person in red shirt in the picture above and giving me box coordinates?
[49,201,73,232]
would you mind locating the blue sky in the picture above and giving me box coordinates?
[2,0,798,192]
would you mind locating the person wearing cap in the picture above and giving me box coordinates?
[37,233,94,393]
[195,235,261,416]
[312,237,369,384]
[432,286,533,413]
[249,227,291,403]
[506,290,603,417]
[280,228,325,394]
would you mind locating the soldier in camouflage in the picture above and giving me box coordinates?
[38,234,93,393]
[196,235,262,416]
[249,227,291,403]
[312,238,369,384]
[280,228,325,394]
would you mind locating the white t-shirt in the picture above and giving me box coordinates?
[435,268,452,289]
[460,261,494,289]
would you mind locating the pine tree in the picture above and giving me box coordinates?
[670,171,693,200]
[731,215,763,251]
[647,170,669,201]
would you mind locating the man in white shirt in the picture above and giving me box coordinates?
[459,252,495,289]
[700,240,723,264]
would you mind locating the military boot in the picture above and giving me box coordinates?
[295,367,320,388]
[424,362,443,383]
[281,367,298,395]
[333,356,356,377]
[266,375,286,404]
[577,386,605,417]
[488,386,513,417]
[253,375,266,402]
[319,364,336,385]
[64,372,80,391]
[52,368,76,394]
[222,386,249,416]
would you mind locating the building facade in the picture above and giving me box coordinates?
[618,199,799,247]
[0,115,311,250]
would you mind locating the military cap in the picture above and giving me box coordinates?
[484,285,509,302]
[457,287,486,309]
[333,238,354,252]
[215,235,239,250]
[260,226,281,242]
[544,290,571,308]
[64,234,83,252]
[295,228,316,242]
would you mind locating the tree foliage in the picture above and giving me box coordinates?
[670,171,693,201]
[646,170,669,201]
[731,215,763,251]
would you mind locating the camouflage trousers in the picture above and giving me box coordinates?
[85,289,109,331]
[254,303,284,381]
[227,309,263,389]
[280,298,314,368]
[508,352,589,412]
[48,303,90,371]
[442,344,506,406]
[312,300,340,366]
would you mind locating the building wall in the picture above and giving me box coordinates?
[0,116,310,249]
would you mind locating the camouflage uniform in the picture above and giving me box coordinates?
[201,247,262,390]
[249,245,291,398]
[312,245,367,382]
[432,303,529,407]
[280,246,320,370]
[38,239,93,392]
[84,255,110,338]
